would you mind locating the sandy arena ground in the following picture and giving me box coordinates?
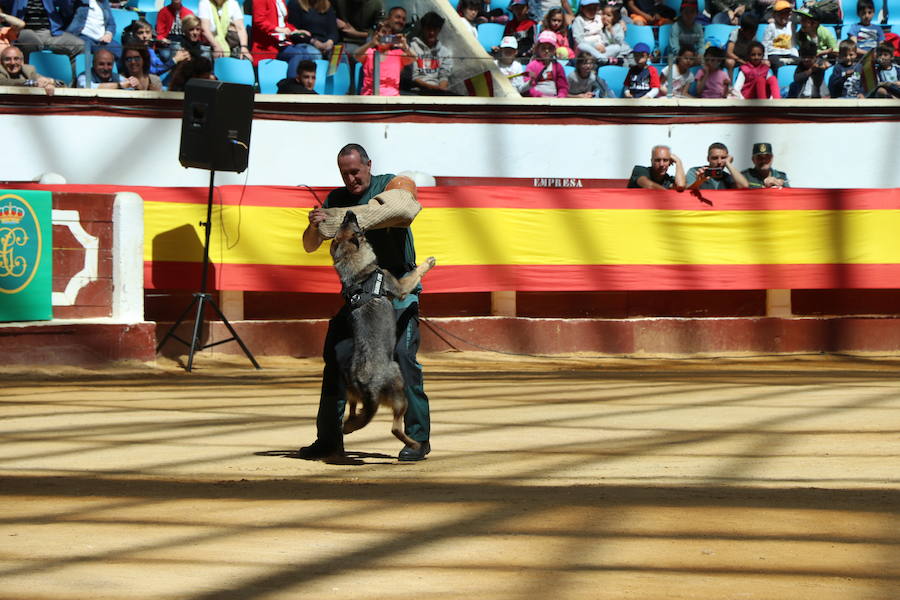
[1,352,898,600]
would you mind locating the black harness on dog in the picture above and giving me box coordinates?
[343,269,387,310]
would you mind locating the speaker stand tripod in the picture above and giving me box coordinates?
[156,170,260,372]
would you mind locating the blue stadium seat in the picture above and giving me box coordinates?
[489,0,510,14]
[111,8,138,42]
[839,0,854,22]
[624,25,656,52]
[307,59,350,94]
[143,10,158,28]
[182,0,200,12]
[888,0,900,21]
[27,51,73,86]
[658,23,672,57]
[128,0,159,11]
[322,61,351,94]
[777,64,797,96]
[703,23,736,49]
[213,56,255,86]
[257,58,287,93]
[354,61,362,93]
[756,22,767,41]
[597,64,628,97]
[476,22,505,51]
[313,59,328,94]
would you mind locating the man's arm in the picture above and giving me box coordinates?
[635,175,667,190]
[726,155,750,189]
[671,154,686,191]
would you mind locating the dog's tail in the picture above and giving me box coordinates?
[343,393,379,434]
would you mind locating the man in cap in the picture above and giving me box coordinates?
[742,143,789,189]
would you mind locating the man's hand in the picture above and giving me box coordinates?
[303,207,328,253]
[308,207,328,227]
[763,176,785,188]
[100,32,113,43]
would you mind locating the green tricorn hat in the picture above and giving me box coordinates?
[752,142,773,156]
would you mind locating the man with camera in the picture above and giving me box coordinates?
[741,142,789,189]
[686,142,749,190]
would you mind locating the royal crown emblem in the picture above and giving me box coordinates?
[0,202,26,224]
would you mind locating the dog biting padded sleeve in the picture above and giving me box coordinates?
[317,188,422,239]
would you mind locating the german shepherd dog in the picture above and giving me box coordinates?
[330,211,436,451]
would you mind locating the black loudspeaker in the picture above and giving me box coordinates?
[179,79,254,173]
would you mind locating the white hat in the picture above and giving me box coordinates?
[499,36,518,49]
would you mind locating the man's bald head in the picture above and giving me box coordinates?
[93,49,115,66]
[0,46,25,75]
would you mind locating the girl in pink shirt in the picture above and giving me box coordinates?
[735,40,781,98]
[695,45,733,98]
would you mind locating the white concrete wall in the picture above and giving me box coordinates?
[3,107,899,188]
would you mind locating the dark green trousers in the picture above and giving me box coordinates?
[315,295,430,449]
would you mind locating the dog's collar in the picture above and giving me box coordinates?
[343,269,386,310]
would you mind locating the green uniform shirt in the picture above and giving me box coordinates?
[741,167,790,189]
[324,173,417,279]
[628,165,675,189]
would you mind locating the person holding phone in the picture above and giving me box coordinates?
[686,142,750,190]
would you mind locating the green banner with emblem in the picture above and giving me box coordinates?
[0,191,52,322]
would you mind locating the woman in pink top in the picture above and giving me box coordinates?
[353,22,415,96]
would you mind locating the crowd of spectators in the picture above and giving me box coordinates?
[0,0,897,96]
[628,141,788,190]
[489,0,899,98]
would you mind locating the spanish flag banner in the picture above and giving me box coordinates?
[327,44,343,76]
[138,186,900,294]
[859,49,878,96]
[464,71,495,97]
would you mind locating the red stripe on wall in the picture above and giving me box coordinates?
[16,184,900,211]
[146,262,900,293]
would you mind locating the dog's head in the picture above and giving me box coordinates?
[330,210,374,268]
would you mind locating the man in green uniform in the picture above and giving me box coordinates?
[741,142,790,189]
[299,143,431,461]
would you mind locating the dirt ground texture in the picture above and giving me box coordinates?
[1,352,898,600]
